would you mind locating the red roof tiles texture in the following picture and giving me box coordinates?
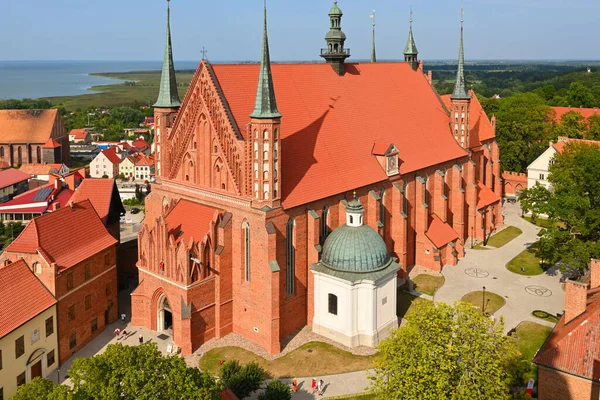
[0,109,59,144]
[70,129,89,140]
[42,138,61,149]
[102,147,122,164]
[0,259,56,338]
[552,138,600,154]
[6,200,116,269]
[19,163,58,176]
[552,106,599,124]
[476,181,501,210]
[165,199,218,245]
[0,168,30,189]
[211,62,467,209]
[426,214,459,248]
[69,178,117,222]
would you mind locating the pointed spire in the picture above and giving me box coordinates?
[370,10,377,63]
[250,2,281,119]
[154,0,181,108]
[451,7,471,100]
[403,7,418,56]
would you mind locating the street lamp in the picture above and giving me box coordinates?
[482,286,486,314]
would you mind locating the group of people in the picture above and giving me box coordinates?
[290,378,325,396]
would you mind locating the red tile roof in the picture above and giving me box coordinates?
[426,214,459,248]
[476,181,501,210]
[552,138,600,154]
[440,90,495,147]
[132,138,150,149]
[552,106,599,124]
[0,109,59,144]
[102,147,122,164]
[42,138,61,149]
[70,129,89,140]
[0,259,56,338]
[165,199,218,245]
[135,156,154,167]
[69,178,117,222]
[534,287,600,380]
[5,200,116,270]
[19,163,58,176]
[211,62,467,209]
[0,168,30,189]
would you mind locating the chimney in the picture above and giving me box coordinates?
[564,280,588,324]
[491,115,497,133]
[52,202,60,211]
[68,201,74,210]
[427,70,433,85]
[418,60,424,71]
[590,259,600,289]
[54,179,59,190]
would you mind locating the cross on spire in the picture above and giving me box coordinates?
[370,10,376,63]
[201,46,208,60]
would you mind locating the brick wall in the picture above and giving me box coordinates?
[502,171,526,197]
[538,366,600,400]
[565,280,588,324]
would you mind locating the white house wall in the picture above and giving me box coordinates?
[527,146,557,190]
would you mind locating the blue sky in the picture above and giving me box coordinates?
[1,0,598,62]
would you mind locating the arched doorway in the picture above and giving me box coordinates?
[157,295,173,333]
[26,348,47,382]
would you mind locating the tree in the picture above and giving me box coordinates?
[371,301,521,400]
[586,114,600,140]
[552,110,586,139]
[537,142,600,272]
[519,183,551,222]
[566,82,596,108]
[220,360,268,399]
[12,378,55,400]
[135,184,144,202]
[257,380,291,400]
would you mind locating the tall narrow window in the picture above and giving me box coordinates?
[15,336,24,358]
[328,293,338,315]
[443,170,449,198]
[17,147,22,165]
[286,218,295,295]
[243,220,250,282]
[402,181,409,216]
[423,175,430,207]
[320,206,329,244]
[36,146,41,163]
[378,187,386,228]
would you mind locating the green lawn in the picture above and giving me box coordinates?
[411,274,445,296]
[46,70,195,110]
[512,321,553,363]
[461,291,506,314]
[506,243,545,276]
[480,226,523,248]
[532,310,560,324]
[198,341,379,379]
[325,394,376,400]
[397,288,431,320]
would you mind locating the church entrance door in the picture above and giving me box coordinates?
[157,295,173,335]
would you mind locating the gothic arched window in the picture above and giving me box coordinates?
[286,217,295,296]
[243,220,250,282]
[320,205,329,245]
[379,187,386,230]
[36,146,41,163]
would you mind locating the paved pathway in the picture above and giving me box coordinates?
[434,202,565,331]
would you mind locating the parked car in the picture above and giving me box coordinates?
[131,207,140,214]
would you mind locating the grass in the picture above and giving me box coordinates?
[411,274,445,296]
[475,226,523,249]
[325,394,376,400]
[461,291,506,314]
[506,243,545,276]
[397,287,431,320]
[531,310,560,324]
[198,341,379,378]
[512,321,553,363]
[45,70,195,110]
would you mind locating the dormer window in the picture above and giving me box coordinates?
[372,143,400,177]
[386,153,399,176]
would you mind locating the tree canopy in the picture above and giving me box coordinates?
[219,360,268,400]
[535,142,600,272]
[371,301,522,400]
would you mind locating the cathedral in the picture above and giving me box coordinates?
[131,1,502,355]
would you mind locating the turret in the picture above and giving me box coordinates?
[320,1,350,76]
[450,8,472,149]
[249,3,282,209]
[404,8,419,71]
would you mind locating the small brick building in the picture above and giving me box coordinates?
[502,171,526,198]
[132,1,502,356]
[534,259,600,399]
[0,109,70,167]
[2,200,118,363]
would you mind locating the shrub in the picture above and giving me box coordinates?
[258,380,292,400]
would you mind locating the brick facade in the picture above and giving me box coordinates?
[502,171,526,197]
[537,367,600,400]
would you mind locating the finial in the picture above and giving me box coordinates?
[201,46,208,60]
[353,190,357,199]
[371,10,376,27]
[461,6,464,24]
[410,5,413,24]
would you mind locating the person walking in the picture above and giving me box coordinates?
[318,379,325,396]
[311,378,317,394]
[138,334,143,344]
[121,313,126,321]
[291,378,298,393]
[114,327,121,339]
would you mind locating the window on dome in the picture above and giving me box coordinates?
[286,218,295,296]
[328,294,338,316]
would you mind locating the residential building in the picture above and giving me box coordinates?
[69,178,125,241]
[69,129,92,144]
[132,138,151,155]
[534,259,600,400]
[134,155,155,181]
[132,2,501,356]
[2,200,118,363]
[526,137,600,190]
[90,147,122,178]
[0,259,58,399]
[19,164,59,181]
[0,179,75,223]
[119,156,137,179]
[47,163,70,176]
[0,109,70,167]
[0,169,30,203]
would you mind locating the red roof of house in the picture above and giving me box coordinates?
[440,90,495,147]
[552,138,600,154]
[42,138,61,149]
[5,200,116,270]
[102,147,122,164]
[135,156,154,167]
[165,199,218,245]
[0,259,56,338]
[552,106,599,124]
[19,163,58,176]
[0,109,59,144]
[70,129,89,139]
[132,138,150,150]
[69,178,117,222]
[211,62,467,209]
[426,214,459,248]
[534,287,600,380]
[476,181,501,210]
[0,168,30,189]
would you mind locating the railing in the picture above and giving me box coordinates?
[320,48,351,56]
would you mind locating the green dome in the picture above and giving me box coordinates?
[329,1,343,16]
[325,30,347,40]
[321,224,391,273]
